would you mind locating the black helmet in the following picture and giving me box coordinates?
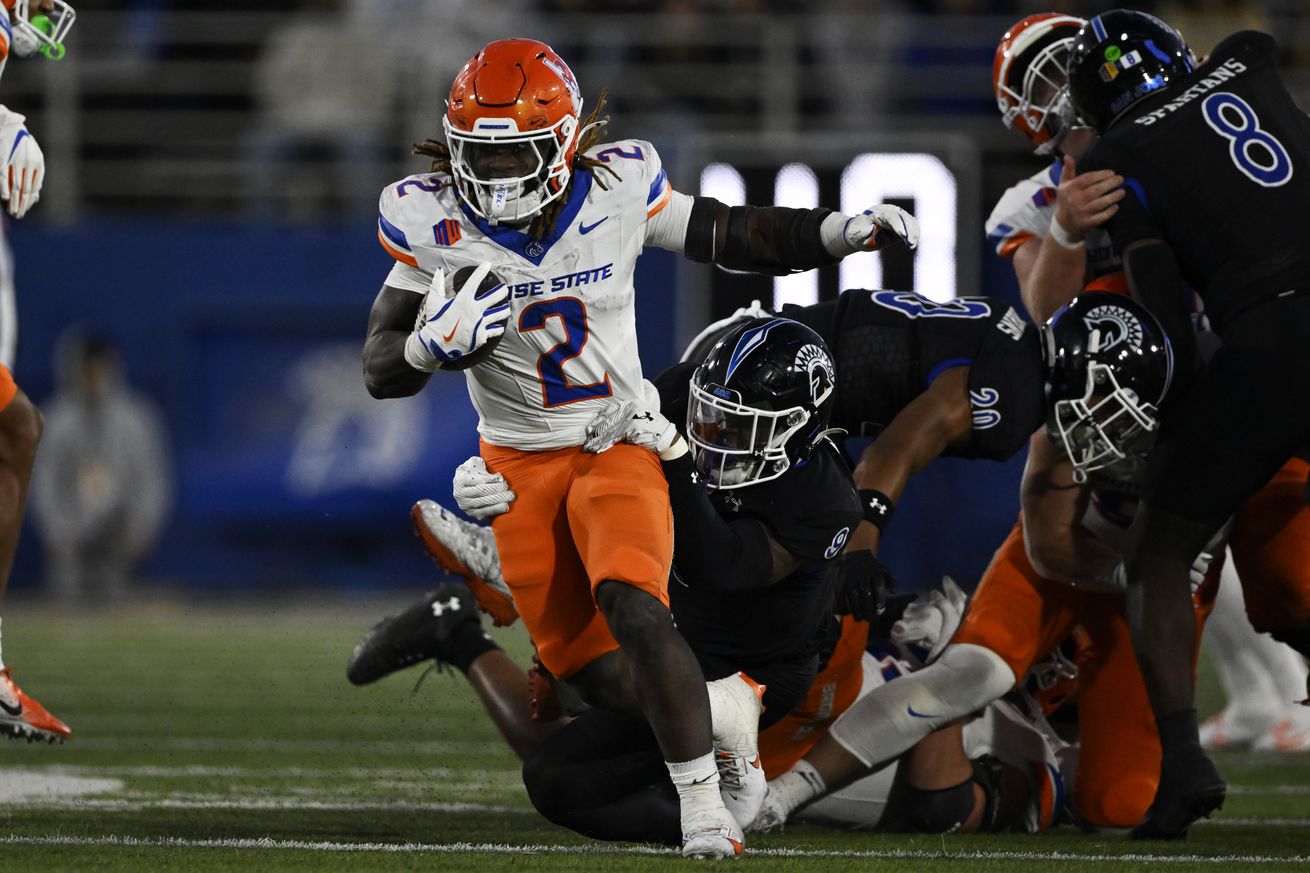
[688,317,836,490]
[1041,292,1174,483]
[1066,10,1193,131]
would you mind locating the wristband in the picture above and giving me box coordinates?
[858,488,895,532]
[659,434,690,462]
[1048,215,1085,249]
[403,332,439,373]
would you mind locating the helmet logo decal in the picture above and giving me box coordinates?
[725,318,787,381]
[1083,305,1143,353]
[1104,45,1122,62]
[540,56,581,112]
[1100,49,1142,82]
[796,343,835,403]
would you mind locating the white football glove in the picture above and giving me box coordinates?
[0,110,43,219]
[824,204,920,255]
[452,456,515,520]
[403,263,510,372]
[582,398,686,460]
[891,576,968,664]
[1190,549,1215,592]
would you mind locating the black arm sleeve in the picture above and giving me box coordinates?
[1122,241,1200,382]
[684,196,840,276]
[662,453,776,593]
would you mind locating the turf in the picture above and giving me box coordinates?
[2,598,1309,871]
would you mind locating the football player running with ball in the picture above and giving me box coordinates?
[0,0,75,745]
[359,38,916,858]
[1064,10,1310,837]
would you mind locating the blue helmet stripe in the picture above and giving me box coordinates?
[725,318,787,382]
[1091,15,1107,42]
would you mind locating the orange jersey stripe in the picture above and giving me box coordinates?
[997,230,1037,259]
[646,180,672,219]
[377,227,419,268]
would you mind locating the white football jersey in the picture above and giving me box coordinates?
[985,160,1120,281]
[377,139,676,450]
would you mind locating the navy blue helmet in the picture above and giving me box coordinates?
[1066,10,1193,131]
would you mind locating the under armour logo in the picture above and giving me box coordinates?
[431,596,461,617]
[868,497,888,516]
[634,412,655,422]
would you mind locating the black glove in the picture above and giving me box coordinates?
[833,550,896,622]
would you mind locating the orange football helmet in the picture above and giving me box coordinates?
[443,39,583,225]
[994,13,1085,155]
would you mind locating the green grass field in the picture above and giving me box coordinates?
[2,596,1310,872]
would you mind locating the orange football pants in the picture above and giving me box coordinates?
[481,440,674,679]
[759,616,870,776]
[953,518,1217,829]
[1229,456,1310,634]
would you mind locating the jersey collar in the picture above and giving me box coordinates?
[459,169,594,267]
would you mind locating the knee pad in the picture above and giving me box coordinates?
[905,778,975,833]
[827,644,1015,768]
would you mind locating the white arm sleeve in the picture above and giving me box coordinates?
[644,188,696,253]
[385,261,433,295]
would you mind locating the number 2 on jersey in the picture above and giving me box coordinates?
[1202,92,1293,187]
[519,298,613,408]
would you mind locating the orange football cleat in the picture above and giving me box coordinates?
[411,499,518,627]
[0,668,71,743]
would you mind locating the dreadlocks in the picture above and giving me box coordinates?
[412,90,619,240]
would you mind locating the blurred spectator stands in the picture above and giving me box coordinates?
[7,1,1309,223]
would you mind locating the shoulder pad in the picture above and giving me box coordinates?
[585,139,670,218]
[377,173,455,267]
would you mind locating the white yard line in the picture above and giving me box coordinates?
[2,834,1308,864]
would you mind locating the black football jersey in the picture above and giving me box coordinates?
[1080,32,1310,329]
[783,289,1044,461]
[668,440,863,666]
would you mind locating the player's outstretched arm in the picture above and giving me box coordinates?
[847,367,974,555]
[362,284,431,398]
[1020,431,1124,591]
[649,192,917,276]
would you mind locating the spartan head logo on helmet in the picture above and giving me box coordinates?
[795,343,835,404]
[1083,305,1143,354]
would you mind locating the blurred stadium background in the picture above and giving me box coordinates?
[3,0,1309,600]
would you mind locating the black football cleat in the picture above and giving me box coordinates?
[1129,749,1226,840]
[347,582,482,685]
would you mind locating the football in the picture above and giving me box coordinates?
[442,265,508,371]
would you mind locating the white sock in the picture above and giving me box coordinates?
[770,759,826,818]
[667,753,721,819]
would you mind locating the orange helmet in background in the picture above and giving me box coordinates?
[994,13,1085,155]
[443,39,584,225]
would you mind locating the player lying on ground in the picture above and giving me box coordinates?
[360,36,916,860]
[754,293,1222,836]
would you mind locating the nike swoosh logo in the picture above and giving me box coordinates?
[0,697,20,717]
[906,705,937,719]
[579,216,608,234]
[691,774,715,785]
[442,321,460,343]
